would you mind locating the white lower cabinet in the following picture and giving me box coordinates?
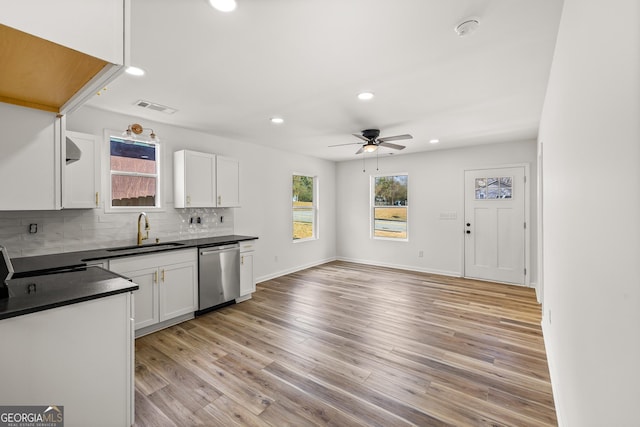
[0,292,134,427]
[109,249,197,336]
[237,240,256,302]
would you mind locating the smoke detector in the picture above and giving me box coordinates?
[455,18,480,37]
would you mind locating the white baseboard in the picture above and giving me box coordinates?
[256,256,337,284]
[542,320,564,426]
[335,256,461,278]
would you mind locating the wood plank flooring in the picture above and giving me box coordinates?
[134,261,557,426]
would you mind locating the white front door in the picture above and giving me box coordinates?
[464,167,526,285]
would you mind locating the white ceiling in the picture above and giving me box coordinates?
[86,0,563,161]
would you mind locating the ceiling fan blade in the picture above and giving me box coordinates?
[352,133,369,142]
[378,134,413,143]
[378,142,406,150]
[355,147,364,154]
[329,142,362,147]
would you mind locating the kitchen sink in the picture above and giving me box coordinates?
[106,242,185,252]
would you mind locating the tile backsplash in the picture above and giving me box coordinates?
[0,205,234,258]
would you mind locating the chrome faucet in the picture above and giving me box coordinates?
[137,212,150,246]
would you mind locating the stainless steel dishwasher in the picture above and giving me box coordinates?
[198,243,240,312]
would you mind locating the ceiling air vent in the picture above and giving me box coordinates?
[134,99,177,114]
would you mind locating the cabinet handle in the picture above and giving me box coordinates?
[161,269,165,282]
[153,271,158,284]
[95,192,99,207]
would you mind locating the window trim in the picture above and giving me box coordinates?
[104,130,163,213]
[370,172,409,241]
[292,173,319,242]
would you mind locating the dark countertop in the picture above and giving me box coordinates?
[0,266,138,320]
[11,235,258,277]
[1,234,257,321]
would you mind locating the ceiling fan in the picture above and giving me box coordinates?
[330,129,413,154]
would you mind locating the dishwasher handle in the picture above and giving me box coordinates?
[200,244,239,256]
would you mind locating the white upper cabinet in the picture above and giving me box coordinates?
[174,150,240,208]
[217,156,240,207]
[174,150,216,208]
[0,0,129,114]
[0,0,128,64]
[0,103,61,211]
[63,131,101,209]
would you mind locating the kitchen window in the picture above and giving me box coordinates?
[372,174,408,240]
[109,137,160,209]
[292,174,317,241]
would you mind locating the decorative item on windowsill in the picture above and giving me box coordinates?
[122,123,160,142]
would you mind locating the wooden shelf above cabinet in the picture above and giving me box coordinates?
[0,24,109,113]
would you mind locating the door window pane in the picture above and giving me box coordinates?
[475,176,512,199]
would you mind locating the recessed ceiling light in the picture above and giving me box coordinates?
[430,139,440,144]
[125,66,145,76]
[208,0,237,12]
[357,92,374,101]
[270,117,284,124]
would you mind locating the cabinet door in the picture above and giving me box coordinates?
[0,103,61,210]
[160,261,197,321]
[174,150,216,208]
[63,131,100,209]
[186,151,216,207]
[0,293,134,427]
[109,266,158,330]
[216,156,240,207]
[240,251,255,296]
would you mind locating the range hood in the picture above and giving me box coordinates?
[66,137,82,164]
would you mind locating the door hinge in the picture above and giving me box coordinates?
[524,268,527,275]
[524,176,527,183]
[524,222,527,229]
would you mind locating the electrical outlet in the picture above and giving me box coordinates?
[274,255,278,262]
[196,217,202,224]
[418,250,424,258]
[29,223,38,234]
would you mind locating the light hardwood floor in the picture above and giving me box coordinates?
[134,261,557,426]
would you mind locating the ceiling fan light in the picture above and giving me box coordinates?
[429,138,440,144]
[357,92,374,101]
[363,143,378,153]
[270,117,284,124]
[208,0,237,12]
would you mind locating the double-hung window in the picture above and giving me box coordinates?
[372,174,408,240]
[292,174,318,241]
[109,137,160,209]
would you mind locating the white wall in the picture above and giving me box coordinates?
[336,140,538,282]
[63,106,338,282]
[538,0,640,425]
